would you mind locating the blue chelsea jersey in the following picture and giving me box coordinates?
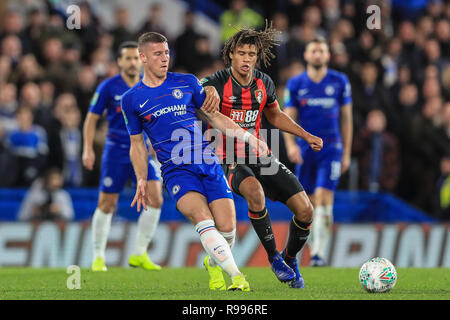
[121,72,215,175]
[284,69,352,147]
[89,73,141,149]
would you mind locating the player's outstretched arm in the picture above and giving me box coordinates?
[82,112,101,170]
[264,101,323,152]
[197,108,269,156]
[129,133,150,212]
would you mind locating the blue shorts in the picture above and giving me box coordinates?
[295,143,342,194]
[99,159,160,193]
[163,163,233,204]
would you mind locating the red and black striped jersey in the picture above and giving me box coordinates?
[202,68,278,162]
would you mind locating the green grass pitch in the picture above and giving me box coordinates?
[0,267,448,300]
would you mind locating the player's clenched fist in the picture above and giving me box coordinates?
[306,134,323,152]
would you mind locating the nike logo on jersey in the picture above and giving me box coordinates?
[114,95,122,101]
[140,99,149,108]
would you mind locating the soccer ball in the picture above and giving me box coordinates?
[359,257,397,293]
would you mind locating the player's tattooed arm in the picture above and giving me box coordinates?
[82,112,101,170]
[264,100,323,152]
[197,108,269,156]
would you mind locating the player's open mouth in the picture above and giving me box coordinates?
[241,65,250,72]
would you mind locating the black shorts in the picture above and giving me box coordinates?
[221,156,304,204]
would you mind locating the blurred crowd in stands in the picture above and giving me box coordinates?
[0,0,449,220]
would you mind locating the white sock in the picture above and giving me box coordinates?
[209,229,236,267]
[310,205,333,258]
[134,206,161,255]
[92,208,113,260]
[195,220,241,278]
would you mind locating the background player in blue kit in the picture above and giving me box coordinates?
[121,32,270,291]
[283,37,353,267]
[82,42,163,272]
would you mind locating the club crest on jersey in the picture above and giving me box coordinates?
[172,185,180,195]
[255,89,264,104]
[172,89,183,99]
[325,85,335,96]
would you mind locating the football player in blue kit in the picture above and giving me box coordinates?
[121,32,270,291]
[82,41,164,272]
[283,37,353,266]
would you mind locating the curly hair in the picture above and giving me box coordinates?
[222,20,281,68]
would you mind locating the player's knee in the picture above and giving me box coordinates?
[98,202,116,214]
[185,209,212,225]
[294,198,314,223]
[243,187,265,211]
[215,221,236,233]
[150,195,164,208]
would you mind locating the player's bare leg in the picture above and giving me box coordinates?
[129,180,163,270]
[309,187,334,266]
[91,192,118,271]
[238,176,295,282]
[176,191,249,291]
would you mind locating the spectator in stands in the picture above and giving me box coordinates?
[352,61,392,132]
[0,83,17,130]
[440,101,450,141]
[191,35,215,75]
[136,3,167,39]
[0,10,29,52]
[9,54,44,88]
[0,55,12,83]
[58,105,83,187]
[1,34,22,66]
[435,18,450,55]
[3,107,48,186]
[220,0,264,43]
[23,8,47,56]
[284,0,309,27]
[90,47,111,79]
[74,1,102,63]
[173,10,200,72]
[46,93,78,171]
[18,167,74,221]
[353,109,400,193]
[19,82,46,126]
[74,64,98,119]
[38,79,55,110]
[110,7,134,53]
[435,155,450,221]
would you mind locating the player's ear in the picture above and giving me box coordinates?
[139,51,146,63]
[229,50,234,61]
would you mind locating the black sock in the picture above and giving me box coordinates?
[248,207,278,262]
[284,217,311,260]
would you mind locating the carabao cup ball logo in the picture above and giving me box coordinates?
[172,89,183,99]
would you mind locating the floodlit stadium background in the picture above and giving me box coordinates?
[0,0,449,268]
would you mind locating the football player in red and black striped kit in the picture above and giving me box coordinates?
[201,24,323,288]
